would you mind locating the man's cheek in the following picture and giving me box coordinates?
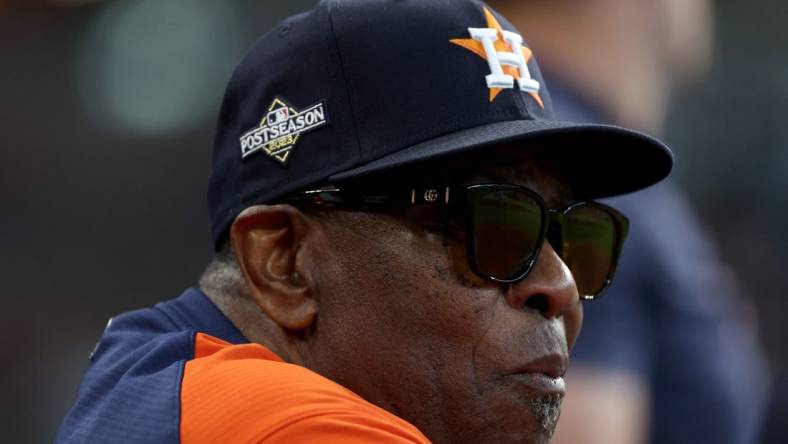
[443,236,490,289]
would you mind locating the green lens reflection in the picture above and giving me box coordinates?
[563,205,616,296]
[472,190,544,280]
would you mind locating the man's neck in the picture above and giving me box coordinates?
[202,286,303,364]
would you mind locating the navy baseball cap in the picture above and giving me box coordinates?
[208,0,673,248]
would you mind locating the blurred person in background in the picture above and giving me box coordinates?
[489,1,768,443]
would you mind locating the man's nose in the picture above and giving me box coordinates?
[504,242,582,339]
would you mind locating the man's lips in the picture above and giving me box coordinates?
[508,373,566,396]
[508,354,568,396]
[518,354,567,379]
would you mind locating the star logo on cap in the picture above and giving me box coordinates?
[450,7,544,107]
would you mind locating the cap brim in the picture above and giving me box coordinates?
[329,119,673,200]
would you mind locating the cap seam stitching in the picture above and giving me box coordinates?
[326,0,363,162]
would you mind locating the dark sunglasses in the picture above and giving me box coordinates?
[284,183,629,300]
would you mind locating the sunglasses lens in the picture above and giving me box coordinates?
[471,189,545,281]
[563,204,619,297]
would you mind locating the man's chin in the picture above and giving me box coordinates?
[490,392,564,444]
[529,393,563,442]
[530,393,563,435]
[438,395,563,444]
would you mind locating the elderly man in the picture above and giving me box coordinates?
[56,1,671,443]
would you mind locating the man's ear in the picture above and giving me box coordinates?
[229,205,318,331]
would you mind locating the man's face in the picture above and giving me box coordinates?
[304,147,583,444]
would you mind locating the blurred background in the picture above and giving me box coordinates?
[0,0,786,442]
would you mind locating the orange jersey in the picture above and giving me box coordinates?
[182,333,431,443]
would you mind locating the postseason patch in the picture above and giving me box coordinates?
[240,98,329,164]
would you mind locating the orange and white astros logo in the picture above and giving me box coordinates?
[450,7,544,107]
